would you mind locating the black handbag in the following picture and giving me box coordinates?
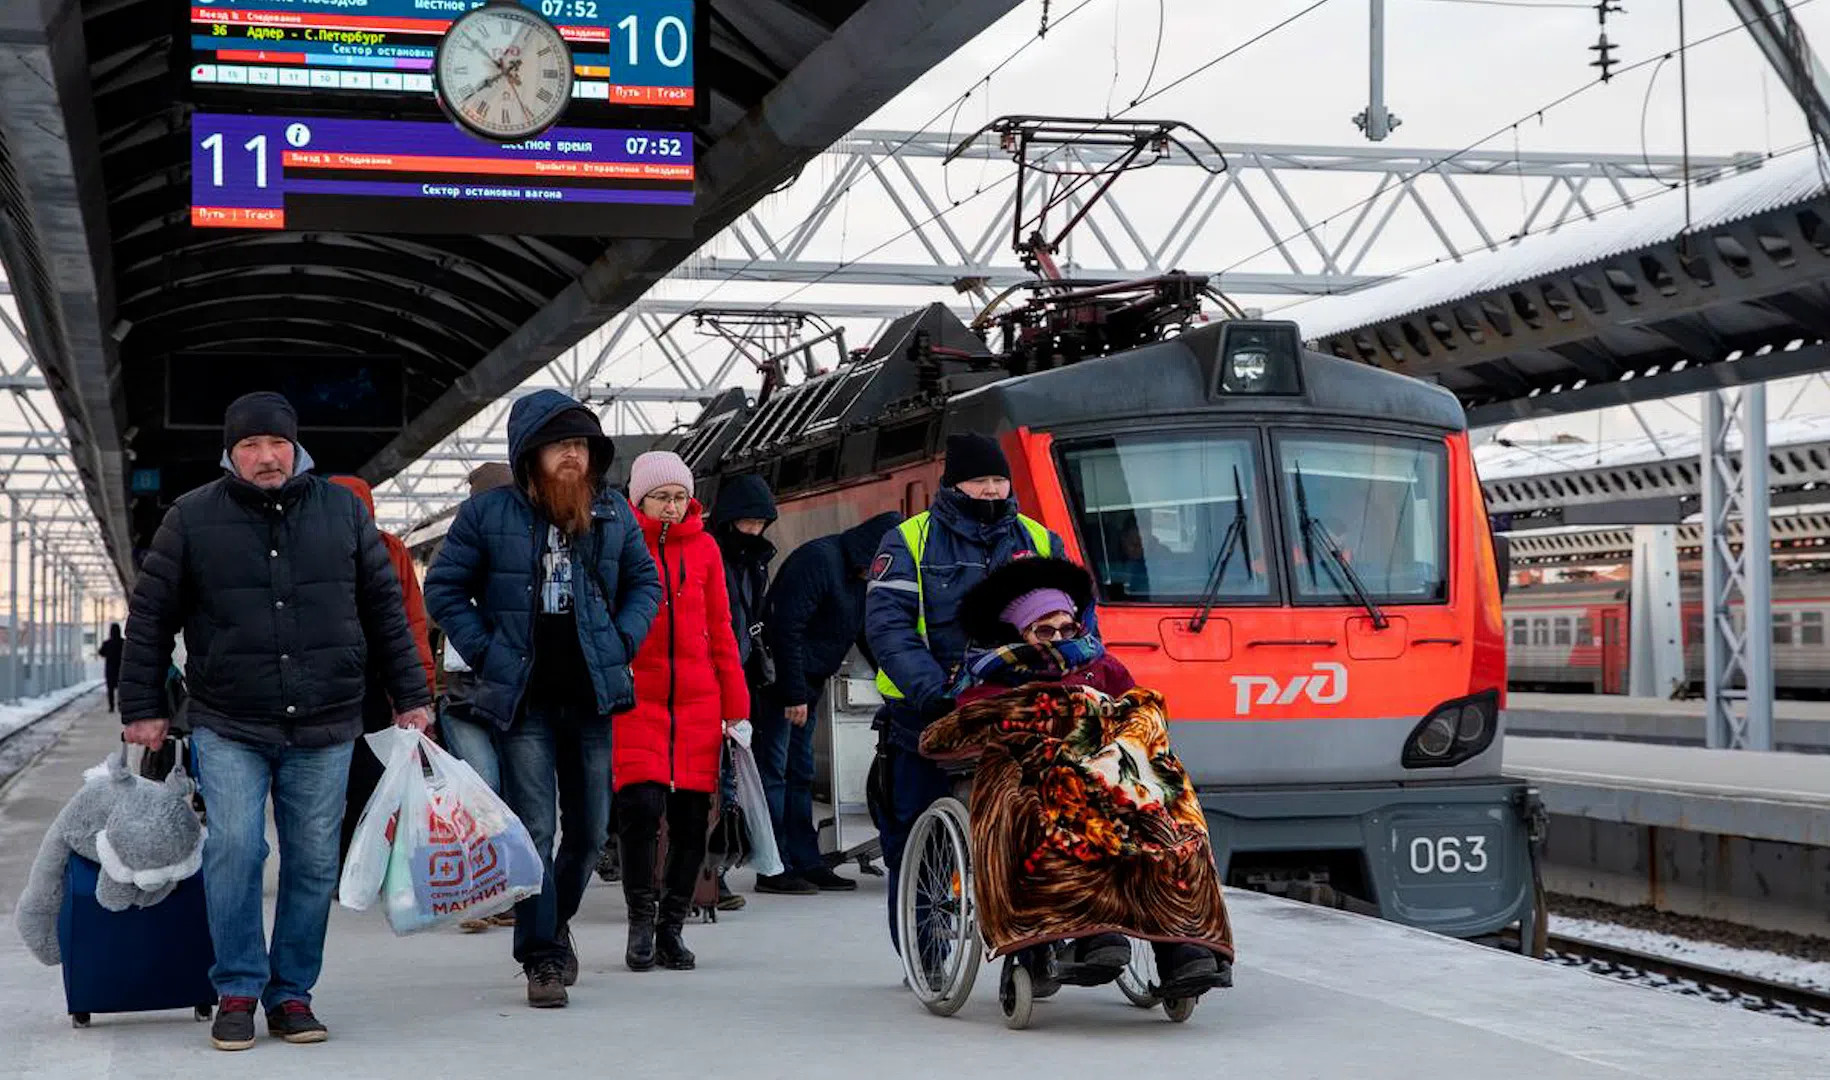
[746,621,777,687]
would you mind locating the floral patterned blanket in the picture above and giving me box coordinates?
[920,683,1233,959]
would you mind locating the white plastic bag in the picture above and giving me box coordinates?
[338,727,418,910]
[727,737,785,878]
[339,728,543,934]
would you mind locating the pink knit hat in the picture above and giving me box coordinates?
[628,450,695,507]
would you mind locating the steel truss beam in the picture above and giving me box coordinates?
[683,130,1749,296]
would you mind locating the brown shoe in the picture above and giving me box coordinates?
[526,959,568,1008]
[487,910,517,927]
[459,918,492,933]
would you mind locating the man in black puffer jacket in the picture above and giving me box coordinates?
[751,511,902,895]
[119,392,433,1052]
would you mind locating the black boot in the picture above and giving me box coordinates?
[655,893,696,971]
[618,823,660,972]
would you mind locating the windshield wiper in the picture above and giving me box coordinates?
[1292,461,1389,630]
[1189,464,1252,633]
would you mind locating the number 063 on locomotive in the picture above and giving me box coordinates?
[684,308,1542,951]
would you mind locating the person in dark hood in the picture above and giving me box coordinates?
[862,432,1094,951]
[118,391,433,1049]
[423,390,662,1009]
[751,510,902,895]
[98,623,124,712]
[704,473,779,910]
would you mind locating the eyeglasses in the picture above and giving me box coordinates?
[644,491,692,506]
[1026,621,1081,643]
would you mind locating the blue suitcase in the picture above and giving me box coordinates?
[56,854,217,1028]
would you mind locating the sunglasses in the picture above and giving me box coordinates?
[1026,621,1082,643]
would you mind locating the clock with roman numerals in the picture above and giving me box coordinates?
[434,2,575,143]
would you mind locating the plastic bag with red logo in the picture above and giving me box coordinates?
[340,728,543,934]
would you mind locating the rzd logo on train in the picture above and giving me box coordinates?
[1230,662,1348,716]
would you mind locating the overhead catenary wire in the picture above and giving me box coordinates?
[1212,0,1823,284]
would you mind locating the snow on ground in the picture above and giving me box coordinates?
[1553,915,1830,994]
[0,680,102,743]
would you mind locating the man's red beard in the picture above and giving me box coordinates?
[530,463,594,537]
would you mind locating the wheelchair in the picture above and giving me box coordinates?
[896,784,1202,1029]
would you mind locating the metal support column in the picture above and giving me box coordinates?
[1701,387,1775,750]
[1628,525,1685,697]
[24,527,36,698]
[1354,0,1401,141]
[7,498,16,703]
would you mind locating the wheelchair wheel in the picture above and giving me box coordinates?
[999,956,1035,1030]
[1116,937,1159,1008]
[897,796,982,1017]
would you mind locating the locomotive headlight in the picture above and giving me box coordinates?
[1402,691,1499,769]
[1414,714,1457,758]
[1214,320,1304,396]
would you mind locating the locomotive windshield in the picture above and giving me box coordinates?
[1059,433,1271,603]
[1275,432,1448,605]
[1060,428,1450,607]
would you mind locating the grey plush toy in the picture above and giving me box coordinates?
[13,747,207,965]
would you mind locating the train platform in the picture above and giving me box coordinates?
[1504,693,1830,753]
[1503,735,1830,847]
[3,701,1828,1078]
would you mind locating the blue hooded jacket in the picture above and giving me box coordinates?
[423,390,662,729]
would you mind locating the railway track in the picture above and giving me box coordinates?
[1543,932,1830,1028]
[0,687,100,789]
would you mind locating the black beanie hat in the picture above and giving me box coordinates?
[523,406,606,458]
[223,392,299,451]
[941,432,1010,488]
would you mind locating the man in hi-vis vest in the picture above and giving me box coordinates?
[863,432,1089,949]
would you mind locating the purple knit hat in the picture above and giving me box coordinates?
[628,450,695,507]
[1001,588,1076,633]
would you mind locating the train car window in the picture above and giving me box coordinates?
[1273,432,1448,605]
[1773,612,1794,646]
[1801,611,1824,646]
[1553,618,1572,646]
[1511,620,1528,646]
[1058,432,1271,603]
[1576,616,1592,645]
[1531,618,1549,646]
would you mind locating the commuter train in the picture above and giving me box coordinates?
[676,299,1544,953]
[1503,571,1830,696]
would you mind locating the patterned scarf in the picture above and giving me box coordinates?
[951,636,1106,696]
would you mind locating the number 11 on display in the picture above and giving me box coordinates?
[200,132,269,188]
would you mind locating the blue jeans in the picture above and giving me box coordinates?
[753,686,823,875]
[190,727,353,1007]
[873,743,952,951]
[498,702,611,966]
[439,703,501,793]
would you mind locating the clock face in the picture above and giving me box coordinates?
[434,4,575,142]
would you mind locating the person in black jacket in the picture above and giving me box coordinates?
[752,511,901,894]
[705,474,777,909]
[97,623,123,711]
[119,392,433,1052]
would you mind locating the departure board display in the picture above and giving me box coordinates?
[188,0,697,113]
[189,112,695,236]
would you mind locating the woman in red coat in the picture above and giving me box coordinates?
[615,451,749,973]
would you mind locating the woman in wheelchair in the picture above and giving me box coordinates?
[925,557,1232,1003]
